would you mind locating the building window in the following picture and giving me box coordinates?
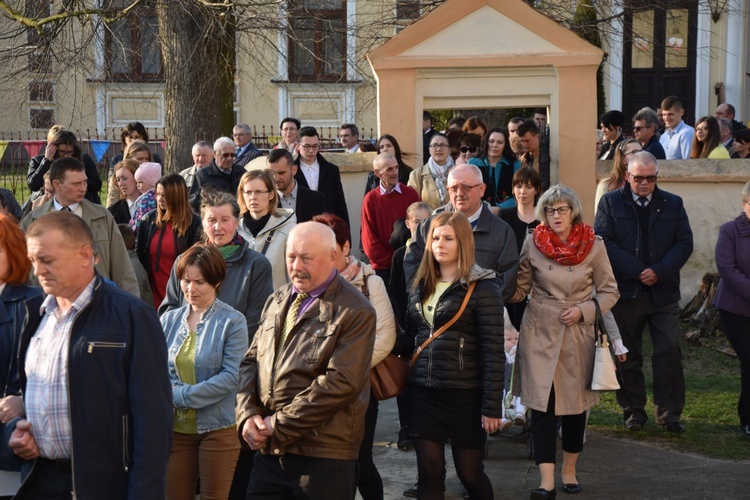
[30,108,55,129]
[396,0,421,21]
[104,0,163,82]
[288,0,346,82]
[29,82,54,102]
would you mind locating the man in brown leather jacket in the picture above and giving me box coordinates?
[236,222,376,499]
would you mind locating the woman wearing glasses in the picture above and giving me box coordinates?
[469,127,521,209]
[510,185,620,499]
[594,138,643,213]
[456,132,481,165]
[237,170,296,289]
[690,116,731,159]
[408,132,454,210]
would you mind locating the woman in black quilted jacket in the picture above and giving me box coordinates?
[406,211,504,500]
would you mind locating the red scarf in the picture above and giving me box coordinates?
[533,223,596,266]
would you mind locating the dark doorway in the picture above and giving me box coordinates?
[622,1,698,130]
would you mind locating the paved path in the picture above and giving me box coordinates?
[367,399,750,499]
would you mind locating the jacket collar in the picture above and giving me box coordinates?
[272,275,341,324]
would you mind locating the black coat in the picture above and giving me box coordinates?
[189,161,246,212]
[136,210,203,280]
[27,153,103,204]
[294,153,349,226]
[405,268,505,418]
[594,184,693,305]
[234,142,262,168]
[294,184,328,224]
[108,199,132,225]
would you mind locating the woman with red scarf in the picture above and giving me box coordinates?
[510,184,620,500]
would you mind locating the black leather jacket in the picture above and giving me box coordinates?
[405,266,505,417]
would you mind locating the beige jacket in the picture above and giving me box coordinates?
[511,236,619,414]
[408,163,446,211]
[348,263,396,367]
[236,275,376,460]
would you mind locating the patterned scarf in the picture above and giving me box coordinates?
[533,223,596,266]
[428,155,455,205]
[212,232,245,260]
[339,255,361,282]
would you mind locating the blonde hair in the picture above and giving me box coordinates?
[413,211,475,298]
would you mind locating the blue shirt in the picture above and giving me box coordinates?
[659,121,694,160]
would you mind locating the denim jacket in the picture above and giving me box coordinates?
[161,299,248,433]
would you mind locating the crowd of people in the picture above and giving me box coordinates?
[0,102,747,500]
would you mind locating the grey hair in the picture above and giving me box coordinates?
[407,201,431,219]
[233,123,252,134]
[717,118,732,135]
[632,107,660,130]
[536,184,584,226]
[743,181,750,203]
[447,164,483,184]
[192,140,212,151]
[213,136,235,151]
[628,151,658,174]
[373,152,396,170]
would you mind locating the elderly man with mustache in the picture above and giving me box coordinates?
[236,222,376,500]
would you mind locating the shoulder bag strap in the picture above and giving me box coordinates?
[260,229,277,255]
[410,281,476,367]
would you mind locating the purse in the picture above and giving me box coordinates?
[369,281,476,400]
[590,299,620,391]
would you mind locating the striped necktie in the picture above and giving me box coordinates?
[276,292,308,363]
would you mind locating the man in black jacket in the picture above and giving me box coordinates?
[6,211,172,499]
[267,149,327,223]
[595,151,693,433]
[190,136,246,211]
[293,127,349,226]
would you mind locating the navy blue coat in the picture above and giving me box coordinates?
[6,275,172,499]
[594,184,693,305]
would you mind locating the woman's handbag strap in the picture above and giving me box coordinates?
[409,282,476,367]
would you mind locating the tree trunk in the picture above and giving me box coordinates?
[157,3,235,172]
[680,272,722,340]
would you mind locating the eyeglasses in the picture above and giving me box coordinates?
[429,144,449,150]
[300,144,320,151]
[447,183,482,194]
[632,126,648,132]
[459,146,478,153]
[630,174,658,183]
[544,206,571,216]
[243,190,270,197]
[233,133,249,138]
[281,127,297,132]
[220,153,236,158]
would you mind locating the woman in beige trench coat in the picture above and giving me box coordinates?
[511,184,621,500]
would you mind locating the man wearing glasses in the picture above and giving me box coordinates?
[631,107,666,159]
[404,163,519,302]
[293,126,350,226]
[189,136,247,211]
[595,151,693,434]
[233,123,262,168]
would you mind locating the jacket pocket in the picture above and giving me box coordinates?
[302,324,335,364]
[459,337,465,371]
[87,341,127,353]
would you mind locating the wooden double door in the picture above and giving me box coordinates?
[622,1,698,129]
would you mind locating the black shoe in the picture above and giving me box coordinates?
[398,426,414,451]
[403,483,418,498]
[562,478,582,494]
[531,487,557,499]
[742,424,750,436]
[625,419,644,431]
[664,422,686,433]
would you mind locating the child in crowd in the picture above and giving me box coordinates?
[117,223,155,308]
[501,310,527,431]
[129,162,161,231]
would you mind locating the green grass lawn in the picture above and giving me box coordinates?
[589,332,749,460]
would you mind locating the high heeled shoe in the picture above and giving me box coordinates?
[530,487,556,499]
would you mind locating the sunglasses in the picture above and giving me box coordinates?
[459,146,478,154]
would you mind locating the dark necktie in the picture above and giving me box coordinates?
[61,206,72,212]
[638,197,648,207]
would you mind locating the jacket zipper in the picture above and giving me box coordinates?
[632,203,642,299]
[87,341,127,353]
[459,338,465,371]
[122,415,129,472]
